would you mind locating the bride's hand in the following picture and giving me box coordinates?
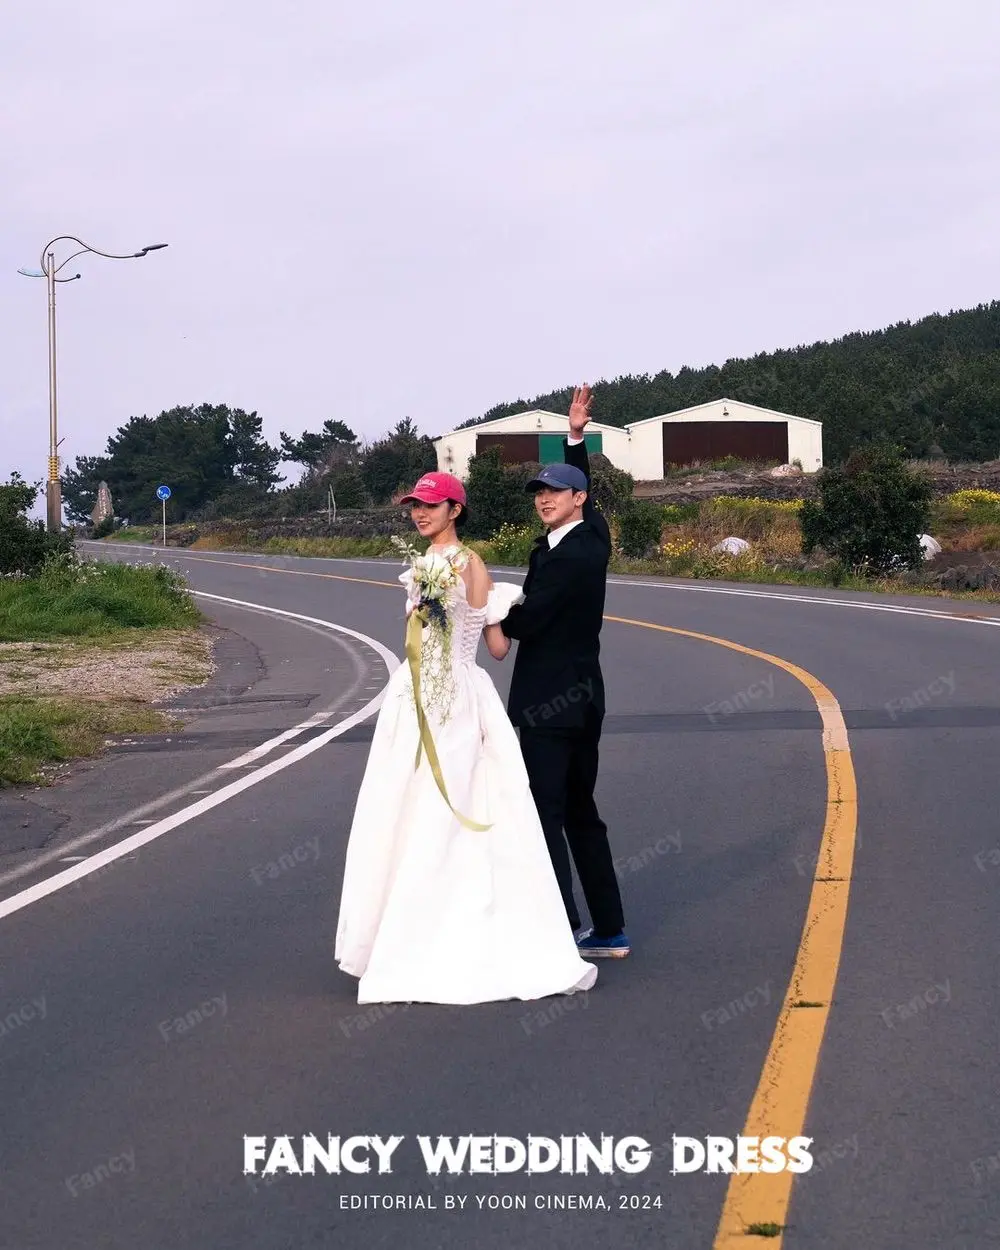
[484,622,511,660]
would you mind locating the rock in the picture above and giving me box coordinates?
[769,463,803,477]
[712,536,751,555]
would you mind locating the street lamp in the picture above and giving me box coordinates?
[17,236,168,533]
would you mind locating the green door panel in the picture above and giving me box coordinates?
[538,432,602,463]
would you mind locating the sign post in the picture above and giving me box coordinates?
[156,485,171,546]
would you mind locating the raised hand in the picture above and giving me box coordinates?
[568,383,593,438]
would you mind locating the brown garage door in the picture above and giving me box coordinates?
[476,433,540,464]
[662,421,788,467]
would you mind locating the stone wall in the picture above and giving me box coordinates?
[635,460,1000,504]
[165,508,407,546]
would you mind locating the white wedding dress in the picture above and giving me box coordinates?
[334,566,598,1004]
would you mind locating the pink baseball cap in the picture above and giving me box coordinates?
[399,471,467,506]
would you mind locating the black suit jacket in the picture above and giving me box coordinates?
[501,439,610,730]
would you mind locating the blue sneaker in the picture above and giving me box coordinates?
[576,929,630,958]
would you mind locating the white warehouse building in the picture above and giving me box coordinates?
[434,398,823,481]
[433,410,632,480]
[625,399,823,478]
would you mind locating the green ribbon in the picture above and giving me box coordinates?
[405,607,492,832]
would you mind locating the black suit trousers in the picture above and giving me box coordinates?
[517,704,625,936]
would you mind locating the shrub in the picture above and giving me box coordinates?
[586,454,634,520]
[0,475,74,577]
[800,444,932,575]
[617,500,665,558]
[90,515,117,539]
[463,448,537,540]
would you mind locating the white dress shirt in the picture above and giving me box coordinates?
[547,518,584,549]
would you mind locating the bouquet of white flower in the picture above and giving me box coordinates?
[391,535,468,632]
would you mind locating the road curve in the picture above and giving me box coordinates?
[2,544,998,1250]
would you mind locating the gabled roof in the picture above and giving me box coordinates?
[435,410,626,441]
[626,397,823,429]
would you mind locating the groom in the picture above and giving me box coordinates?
[500,385,628,958]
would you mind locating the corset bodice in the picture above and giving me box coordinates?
[449,578,488,669]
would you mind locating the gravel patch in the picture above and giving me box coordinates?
[0,629,216,703]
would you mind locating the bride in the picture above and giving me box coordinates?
[334,470,597,1005]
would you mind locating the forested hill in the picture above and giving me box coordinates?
[462,301,1000,464]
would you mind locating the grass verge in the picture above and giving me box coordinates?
[0,697,174,787]
[0,554,201,642]
[0,555,209,786]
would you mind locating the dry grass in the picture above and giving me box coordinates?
[932,524,1000,552]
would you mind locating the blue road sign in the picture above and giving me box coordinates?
[156,485,171,501]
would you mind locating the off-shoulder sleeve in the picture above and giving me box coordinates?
[399,569,418,616]
[485,582,525,625]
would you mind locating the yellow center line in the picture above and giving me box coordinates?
[151,550,856,1240]
[604,614,857,1246]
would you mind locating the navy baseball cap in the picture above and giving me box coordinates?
[525,463,588,493]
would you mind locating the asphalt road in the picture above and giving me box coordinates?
[2,543,999,1250]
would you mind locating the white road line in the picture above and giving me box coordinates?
[0,595,400,923]
[605,577,1000,627]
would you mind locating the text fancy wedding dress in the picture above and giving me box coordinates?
[335,553,597,1004]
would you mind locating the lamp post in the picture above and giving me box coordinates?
[18,236,168,533]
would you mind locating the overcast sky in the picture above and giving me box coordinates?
[3,1,998,506]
